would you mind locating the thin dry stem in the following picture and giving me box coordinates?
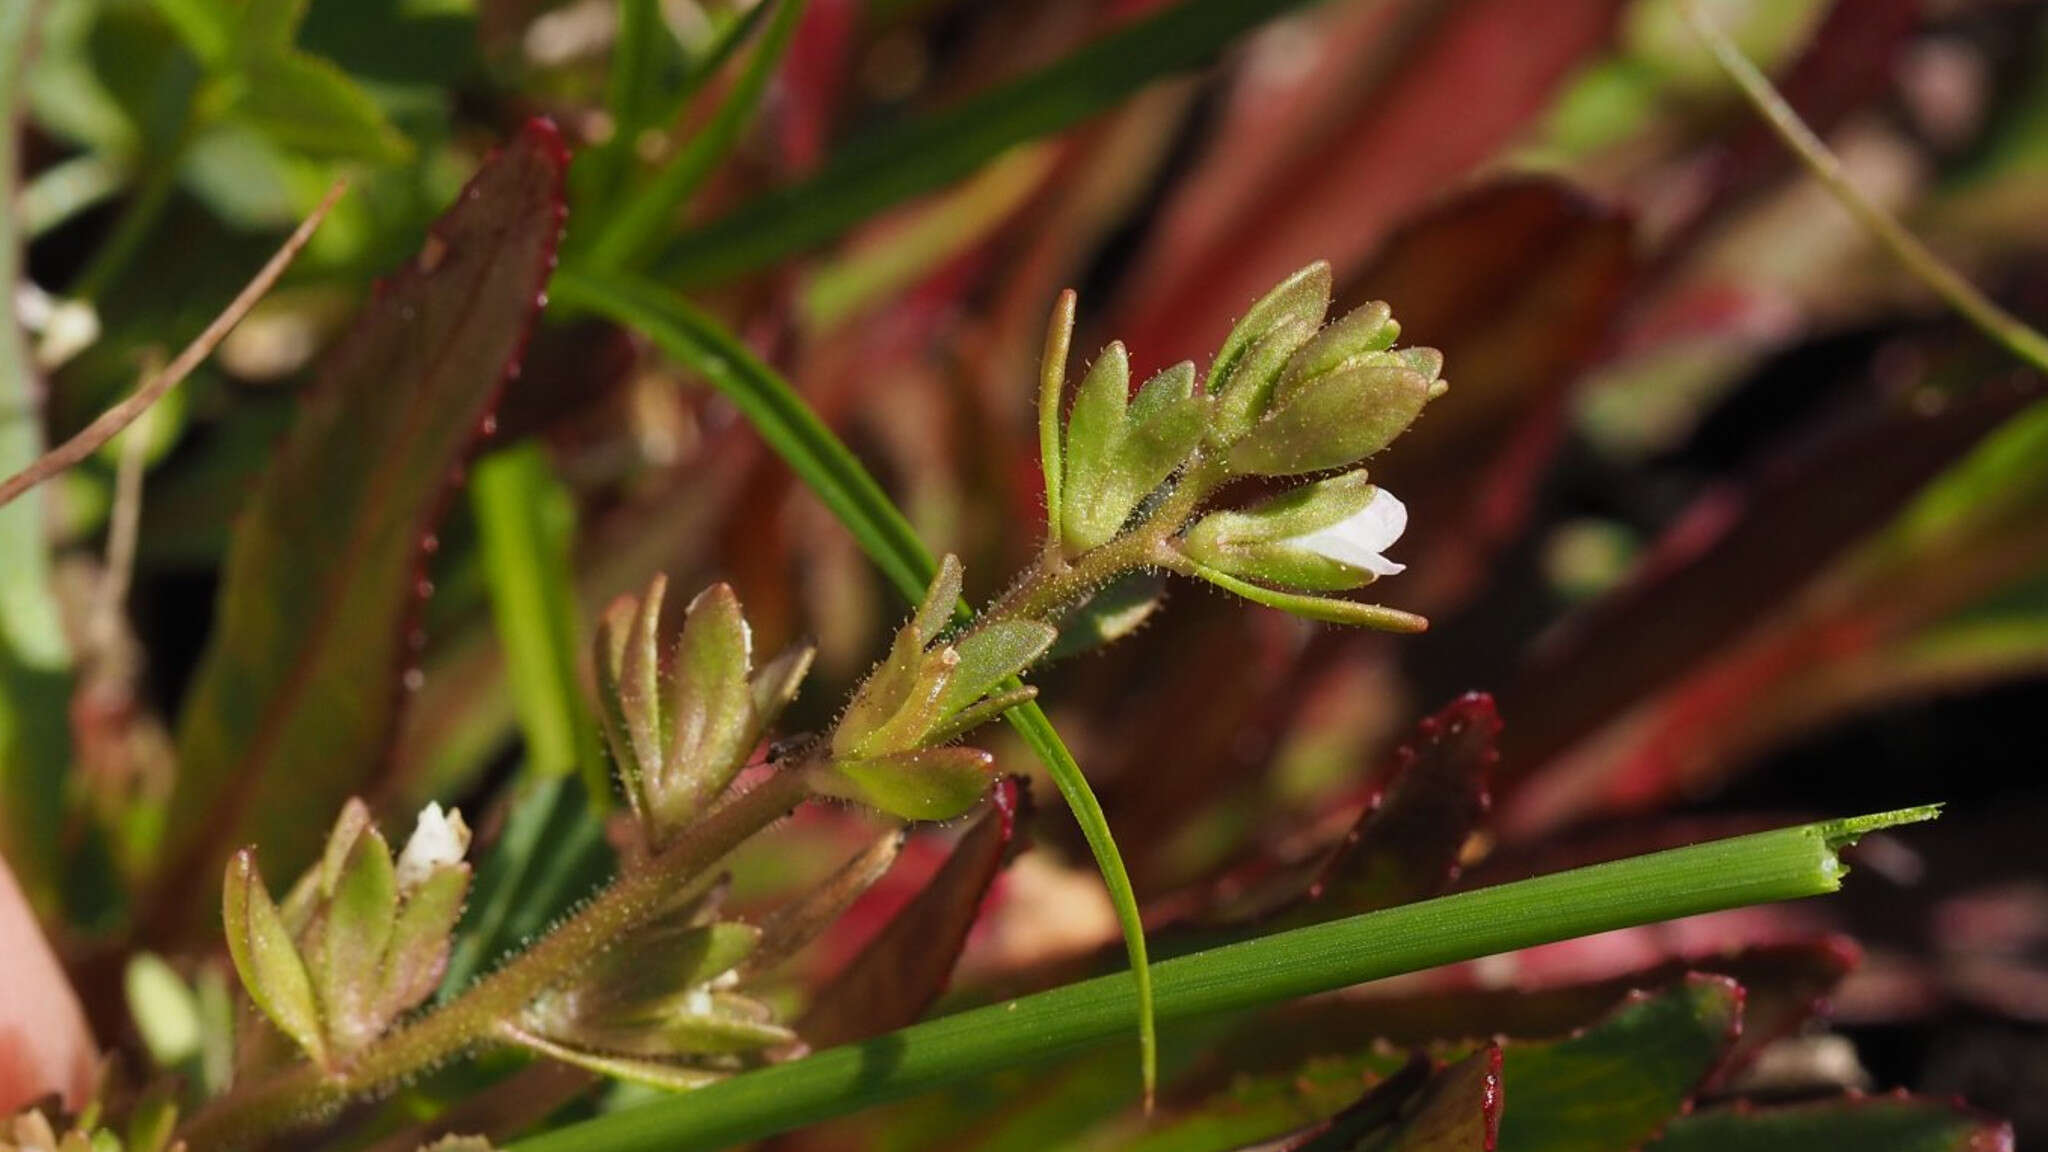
[0,180,347,510]
[1684,1,2048,374]
[87,373,153,659]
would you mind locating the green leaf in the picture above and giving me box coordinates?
[1061,342,1133,552]
[658,584,757,827]
[378,862,468,1020]
[1039,289,1077,548]
[238,0,308,58]
[507,1029,725,1093]
[1093,1051,1411,1152]
[164,122,568,903]
[223,848,326,1065]
[922,686,1039,746]
[473,444,605,801]
[653,0,1331,285]
[549,267,1158,1109]
[936,622,1058,724]
[1495,975,1743,1152]
[572,989,794,1057]
[569,921,764,1027]
[1207,261,1332,404]
[310,821,399,1054]
[233,50,410,163]
[582,0,811,270]
[1645,1097,2012,1152]
[914,554,966,647]
[1226,366,1433,477]
[1277,302,1399,394]
[833,625,937,758]
[125,954,203,1067]
[1103,364,1206,539]
[607,577,671,814]
[509,810,1936,1152]
[150,0,236,67]
[1180,560,1429,632]
[1047,573,1164,661]
[821,747,996,822]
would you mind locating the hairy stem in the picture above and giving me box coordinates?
[991,457,1224,626]
[177,769,815,1152]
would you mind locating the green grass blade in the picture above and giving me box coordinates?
[549,266,1157,1098]
[583,0,810,271]
[575,0,671,209]
[512,808,1938,1152]
[652,0,1323,286]
[471,443,607,803]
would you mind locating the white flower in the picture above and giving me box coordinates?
[396,802,471,892]
[1288,487,1407,577]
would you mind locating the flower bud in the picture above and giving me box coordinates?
[1276,301,1399,392]
[1224,363,1435,477]
[1205,262,1332,401]
[1183,472,1407,591]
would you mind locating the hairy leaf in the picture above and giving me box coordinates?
[223,848,326,1065]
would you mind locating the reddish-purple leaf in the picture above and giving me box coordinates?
[1283,1048,1503,1152]
[797,778,1028,1049]
[160,121,569,917]
[1306,692,1501,916]
[1116,0,1627,377]
[1497,380,2035,797]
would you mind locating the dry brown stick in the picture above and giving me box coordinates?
[0,179,347,510]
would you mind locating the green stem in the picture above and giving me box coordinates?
[550,268,1164,1099]
[1684,0,2048,374]
[511,808,1937,1152]
[176,770,816,1152]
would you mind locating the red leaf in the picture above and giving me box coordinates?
[1496,380,2035,803]
[797,778,1029,1048]
[1116,0,1627,377]
[1307,692,1501,916]
[1284,1047,1504,1152]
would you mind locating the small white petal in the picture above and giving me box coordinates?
[1292,487,1407,576]
[396,802,471,891]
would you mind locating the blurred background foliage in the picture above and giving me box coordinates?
[8,0,2048,1146]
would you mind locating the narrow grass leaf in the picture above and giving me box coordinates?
[509,808,1936,1152]
[653,0,1329,285]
